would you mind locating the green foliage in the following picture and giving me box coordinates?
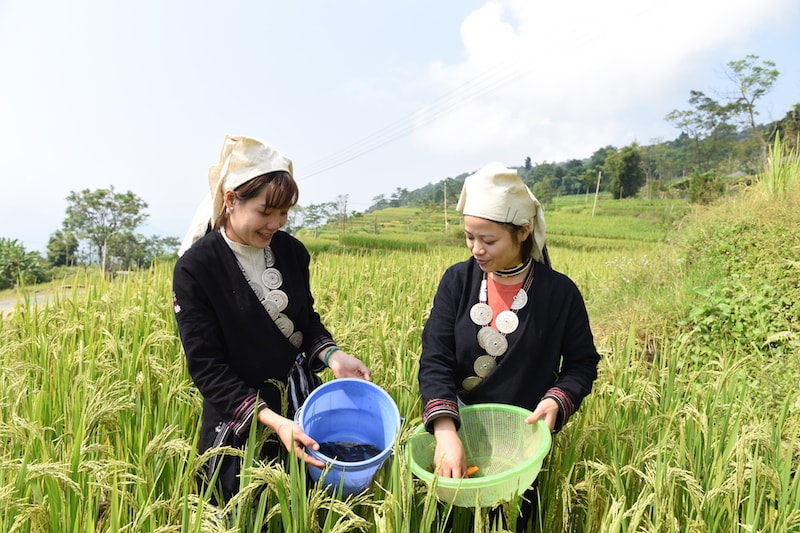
[638,148,800,411]
[64,186,149,273]
[45,229,79,267]
[0,238,49,289]
[772,104,800,151]
[107,232,180,269]
[725,55,780,138]
[59,187,179,272]
[665,90,739,172]
[604,144,646,198]
[684,284,794,357]
[688,171,724,204]
[761,131,800,198]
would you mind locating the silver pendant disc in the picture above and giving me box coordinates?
[266,289,288,312]
[474,355,496,377]
[510,289,528,310]
[264,299,279,319]
[461,376,482,391]
[495,310,519,334]
[477,326,495,349]
[469,303,493,326]
[289,331,303,348]
[262,268,283,289]
[274,314,294,337]
[483,330,508,356]
[250,283,265,300]
[264,247,275,267]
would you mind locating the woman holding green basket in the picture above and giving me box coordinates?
[417,162,601,530]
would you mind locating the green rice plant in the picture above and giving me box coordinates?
[539,318,800,533]
[761,132,800,198]
[2,180,799,531]
[337,234,428,252]
[546,212,668,243]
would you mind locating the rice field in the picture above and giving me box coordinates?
[1,187,798,531]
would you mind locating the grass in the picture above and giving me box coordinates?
[0,144,798,531]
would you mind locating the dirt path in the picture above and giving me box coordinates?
[1,297,21,316]
[0,292,56,317]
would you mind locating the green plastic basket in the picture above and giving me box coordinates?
[407,403,552,508]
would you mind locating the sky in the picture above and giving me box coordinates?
[1,0,798,253]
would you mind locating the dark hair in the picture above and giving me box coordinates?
[502,222,534,262]
[214,171,298,230]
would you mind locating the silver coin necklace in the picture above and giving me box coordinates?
[462,260,534,391]
[237,246,303,349]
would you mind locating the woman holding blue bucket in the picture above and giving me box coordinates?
[173,134,372,503]
[418,162,601,531]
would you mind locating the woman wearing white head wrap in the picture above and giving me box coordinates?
[172,135,372,503]
[418,163,600,530]
[178,135,295,255]
[456,161,549,265]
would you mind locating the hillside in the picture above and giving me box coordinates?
[296,193,693,257]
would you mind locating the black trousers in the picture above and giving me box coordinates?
[197,416,283,505]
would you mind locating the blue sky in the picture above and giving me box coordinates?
[1,0,798,253]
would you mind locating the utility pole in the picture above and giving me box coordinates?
[592,171,602,217]
[443,180,449,233]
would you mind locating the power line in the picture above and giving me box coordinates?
[300,0,670,180]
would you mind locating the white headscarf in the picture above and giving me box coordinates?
[178,135,293,256]
[456,162,547,263]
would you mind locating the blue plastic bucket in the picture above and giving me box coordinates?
[295,378,401,496]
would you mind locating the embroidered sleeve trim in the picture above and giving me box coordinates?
[422,398,460,433]
[542,387,575,433]
[229,393,268,437]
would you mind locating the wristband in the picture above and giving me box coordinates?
[323,346,339,367]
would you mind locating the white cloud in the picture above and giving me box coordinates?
[413,0,799,163]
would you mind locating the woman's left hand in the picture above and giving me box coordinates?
[526,397,558,432]
[328,350,372,381]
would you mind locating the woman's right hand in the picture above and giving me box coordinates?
[259,408,326,468]
[432,418,467,478]
[275,419,327,468]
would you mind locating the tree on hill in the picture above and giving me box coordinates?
[665,55,779,175]
[665,90,738,173]
[724,55,780,162]
[104,232,180,269]
[0,238,48,289]
[64,186,148,274]
[531,179,558,205]
[589,146,616,171]
[604,144,646,199]
[301,202,334,238]
[371,194,390,211]
[390,188,410,207]
[332,194,350,232]
[526,161,564,199]
[46,229,79,267]
[562,159,588,194]
[771,104,799,151]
